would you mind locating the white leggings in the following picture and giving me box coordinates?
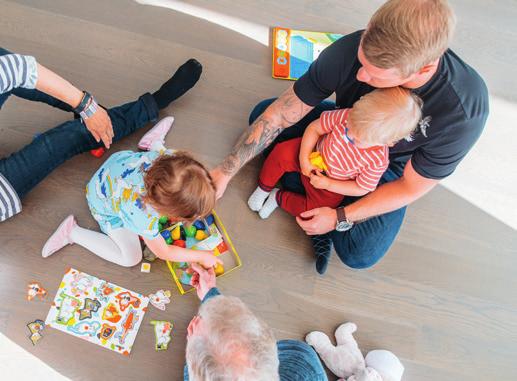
[70,225,142,267]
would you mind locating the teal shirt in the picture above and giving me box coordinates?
[86,150,162,239]
[184,288,328,381]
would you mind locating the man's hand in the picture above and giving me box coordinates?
[189,263,217,301]
[210,167,232,200]
[84,107,114,149]
[309,170,329,189]
[296,207,337,235]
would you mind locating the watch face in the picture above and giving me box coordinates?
[336,221,353,232]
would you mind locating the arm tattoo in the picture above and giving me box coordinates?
[220,86,313,176]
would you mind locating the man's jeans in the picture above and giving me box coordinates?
[249,98,407,269]
[0,47,158,198]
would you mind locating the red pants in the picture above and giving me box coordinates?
[259,138,344,217]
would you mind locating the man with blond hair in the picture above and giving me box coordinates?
[184,264,327,380]
[211,0,489,273]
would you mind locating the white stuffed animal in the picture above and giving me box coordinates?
[306,322,404,381]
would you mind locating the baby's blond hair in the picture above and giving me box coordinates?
[348,87,422,146]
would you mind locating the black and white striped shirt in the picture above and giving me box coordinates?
[0,53,38,221]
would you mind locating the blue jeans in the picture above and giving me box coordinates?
[0,47,158,198]
[249,98,407,269]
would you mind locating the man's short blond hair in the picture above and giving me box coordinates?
[348,87,422,146]
[362,0,456,76]
[186,295,280,381]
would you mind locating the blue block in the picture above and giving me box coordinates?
[160,230,171,240]
[193,220,206,231]
[205,214,215,226]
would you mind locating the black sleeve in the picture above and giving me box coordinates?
[293,31,361,106]
[411,116,486,179]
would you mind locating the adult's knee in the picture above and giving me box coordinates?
[248,98,277,125]
[331,231,390,270]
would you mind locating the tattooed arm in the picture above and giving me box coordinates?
[211,85,313,198]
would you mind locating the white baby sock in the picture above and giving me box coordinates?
[248,187,270,212]
[258,188,279,219]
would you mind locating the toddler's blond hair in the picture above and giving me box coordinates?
[348,87,422,146]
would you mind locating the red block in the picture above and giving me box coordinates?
[90,147,106,158]
[173,240,186,248]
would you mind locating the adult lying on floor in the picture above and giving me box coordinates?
[0,46,202,222]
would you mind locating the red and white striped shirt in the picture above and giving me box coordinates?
[316,109,389,192]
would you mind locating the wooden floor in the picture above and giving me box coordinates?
[0,1,516,380]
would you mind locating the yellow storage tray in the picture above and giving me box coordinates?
[165,211,241,295]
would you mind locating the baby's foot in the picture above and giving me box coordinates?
[248,186,270,212]
[42,215,77,258]
[152,58,203,109]
[138,116,175,151]
[258,188,279,219]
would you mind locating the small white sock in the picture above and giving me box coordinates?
[248,187,270,212]
[258,188,279,219]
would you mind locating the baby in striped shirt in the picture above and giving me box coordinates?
[248,87,422,221]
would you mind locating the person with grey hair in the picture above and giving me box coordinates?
[184,263,327,381]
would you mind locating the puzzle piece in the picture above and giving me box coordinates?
[150,320,173,351]
[115,308,139,345]
[67,320,101,337]
[56,293,81,325]
[27,282,47,301]
[27,319,45,345]
[102,302,122,323]
[79,298,101,320]
[149,290,171,311]
[98,323,117,341]
[140,262,151,273]
[115,291,141,312]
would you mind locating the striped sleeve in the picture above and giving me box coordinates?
[320,109,348,133]
[0,173,22,222]
[355,149,389,192]
[0,54,38,94]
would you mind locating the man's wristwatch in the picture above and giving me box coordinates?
[335,207,354,232]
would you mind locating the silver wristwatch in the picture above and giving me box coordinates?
[336,207,353,232]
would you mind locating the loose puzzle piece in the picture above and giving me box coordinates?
[140,262,151,273]
[149,290,171,311]
[27,319,45,345]
[150,320,173,351]
[27,282,47,301]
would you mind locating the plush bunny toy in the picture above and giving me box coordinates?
[306,322,404,381]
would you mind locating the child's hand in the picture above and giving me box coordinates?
[310,170,330,190]
[300,157,318,177]
[198,251,223,269]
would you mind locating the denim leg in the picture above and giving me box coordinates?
[0,93,158,198]
[0,46,73,112]
[330,167,406,269]
[248,97,335,193]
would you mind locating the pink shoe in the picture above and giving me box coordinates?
[138,116,175,151]
[42,215,77,258]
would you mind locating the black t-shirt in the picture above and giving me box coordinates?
[294,30,489,179]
